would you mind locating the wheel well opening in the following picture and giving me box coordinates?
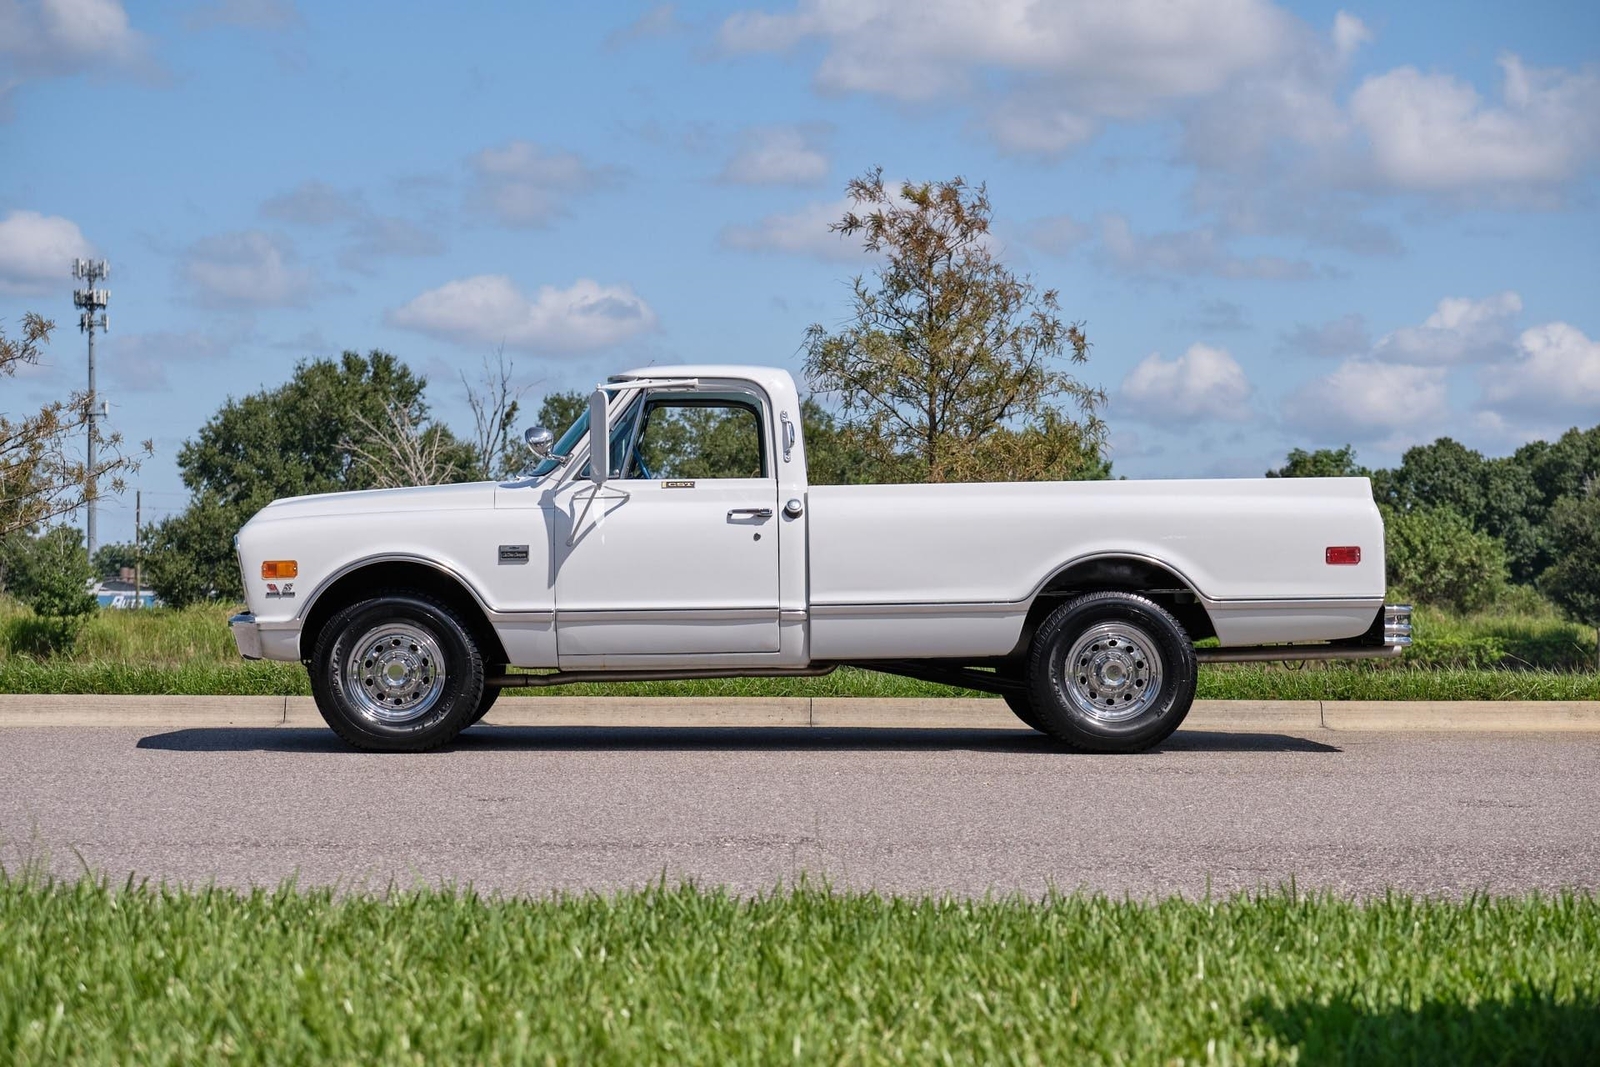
[1013,556,1217,656]
[299,561,509,667]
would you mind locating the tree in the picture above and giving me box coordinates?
[1382,504,1508,613]
[177,350,439,511]
[1538,488,1600,669]
[1266,445,1368,479]
[535,391,588,437]
[91,541,138,580]
[141,495,240,608]
[804,168,1106,483]
[462,347,533,479]
[145,351,459,605]
[344,404,476,489]
[1372,437,1487,517]
[1,313,148,537]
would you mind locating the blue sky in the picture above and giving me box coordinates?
[3,0,1598,543]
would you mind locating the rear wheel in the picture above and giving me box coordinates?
[309,591,484,752]
[1002,690,1049,733]
[1027,591,1196,753]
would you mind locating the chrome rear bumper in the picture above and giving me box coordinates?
[230,612,263,660]
[1384,603,1413,647]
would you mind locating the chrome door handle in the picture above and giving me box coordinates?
[727,507,773,520]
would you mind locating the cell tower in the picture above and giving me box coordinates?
[72,258,110,558]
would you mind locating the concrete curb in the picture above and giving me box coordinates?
[0,694,1597,732]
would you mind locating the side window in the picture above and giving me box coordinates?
[626,396,767,480]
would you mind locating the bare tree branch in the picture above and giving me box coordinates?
[344,405,461,488]
[1,313,151,537]
[460,345,534,479]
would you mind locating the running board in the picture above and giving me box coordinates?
[487,664,839,688]
[1195,644,1405,664]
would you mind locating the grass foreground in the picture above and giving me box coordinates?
[2,876,1597,1065]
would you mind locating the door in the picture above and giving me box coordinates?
[554,390,780,658]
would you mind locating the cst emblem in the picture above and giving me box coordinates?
[264,582,295,599]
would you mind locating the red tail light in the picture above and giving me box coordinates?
[1325,546,1361,565]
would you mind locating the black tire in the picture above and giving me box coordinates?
[1027,591,1196,753]
[1003,691,1050,733]
[309,591,485,752]
[469,675,503,725]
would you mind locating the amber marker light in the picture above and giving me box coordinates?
[1325,546,1361,565]
[261,560,299,579]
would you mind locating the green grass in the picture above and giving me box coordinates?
[2,875,1596,1065]
[1,597,1595,700]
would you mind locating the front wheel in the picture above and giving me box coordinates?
[1027,592,1196,753]
[309,592,485,752]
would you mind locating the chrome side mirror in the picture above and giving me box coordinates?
[523,426,555,460]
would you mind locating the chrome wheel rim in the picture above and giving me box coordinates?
[344,622,446,724]
[1061,621,1163,723]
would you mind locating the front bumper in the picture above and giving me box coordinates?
[230,613,263,660]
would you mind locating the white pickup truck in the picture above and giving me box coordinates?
[231,364,1409,753]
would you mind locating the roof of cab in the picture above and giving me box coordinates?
[610,364,798,394]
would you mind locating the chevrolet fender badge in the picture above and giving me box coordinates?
[498,544,530,564]
[664,480,695,489]
[264,582,295,598]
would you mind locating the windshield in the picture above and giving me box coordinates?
[528,410,591,478]
[526,395,643,479]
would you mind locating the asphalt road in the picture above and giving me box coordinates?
[2,724,1597,898]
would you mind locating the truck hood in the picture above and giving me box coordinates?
[253,481,499,522]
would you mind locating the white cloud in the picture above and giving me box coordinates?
[107,329,238,392]
[0,0,152,116]
[340,216,443,267]
[719,0,1293,107]
[179,230,315,307]
[1282,360,1449,445]
[466,141,621,227]
[1331,10,1371,61]
[986,99,1097,156]
[719,198,867,262]
[1278,313,1369,359]
[0,209,95,294]
[1480,322,1600,423]
[1026,214,1091,256]
[719,124,830,186]
[259,180,443,268]
[1350,56,1600,193]
[1119,343,1254,423]
[1098,214,1314,280]
[605,3,687,48]
[260,180,363,225]
[388,276,657,353]
[720,0,1296,158]
[1373,291,1523,365]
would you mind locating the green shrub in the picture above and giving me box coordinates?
[1383,504,1508,613]
[0,527,96,655]
[1539,491,1600,632]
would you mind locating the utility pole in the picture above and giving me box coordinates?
[134,489,142,609]
[72,258,110,558]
